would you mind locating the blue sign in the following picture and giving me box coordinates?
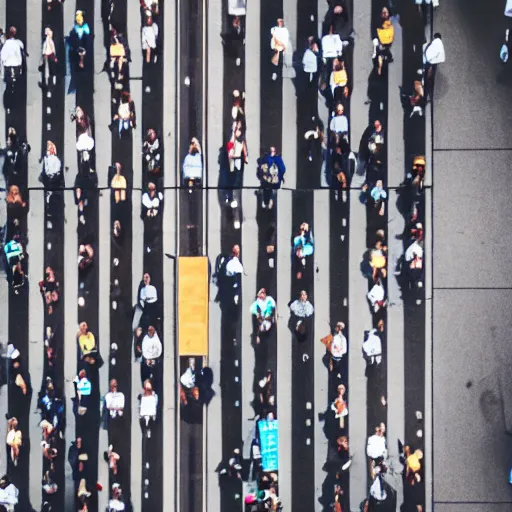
[258,419,279,472]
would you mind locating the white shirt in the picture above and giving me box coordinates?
[367,283,385,305]
[140,284,158,304]
[363,330,382,357]
[105,390,125,411]
[142,333,162,359]
[424,38,445,65]
[142,24,159,49]
[140,393,158,417]
[76,133,95,152]
[331,332,347,358]
[43,155,62,178]
[506,0,512,17]
[183,153,203,179]
[108,499,125,511]
[330,114,349,134]
[0,483,18,505]
[405,241,423,262]
[321,34,343,59]
[42,36,56,56]
[369,476,387,501]
[1,39,24,67]
[180,367,195,388]
[302,48,318,73]
[271,26,290,48]
[366,434,387,459]
[228,0,246,16]
[225,257,243,276]
[142,192,162,211]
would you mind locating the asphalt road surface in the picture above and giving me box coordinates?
[432,1,512,511]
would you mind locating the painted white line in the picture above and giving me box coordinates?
[313,190,331,511]
[28,191,44,508]
[162,190,177,512]
[348,189,369,510]
[241,190,258,502]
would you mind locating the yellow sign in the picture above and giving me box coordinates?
[178,257,209,356]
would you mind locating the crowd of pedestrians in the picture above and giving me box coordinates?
[0,0,174,510]
[215,0,442,510]
[0,0,444,510]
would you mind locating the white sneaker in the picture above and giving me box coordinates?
[234,220,241,229]
[111,358,116,366]
[230,200,238,208]
[272,72,277,81]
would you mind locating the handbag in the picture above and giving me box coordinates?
[110,43,125,58]
[320,333,333,352]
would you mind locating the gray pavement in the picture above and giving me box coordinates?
[433,2,512,509]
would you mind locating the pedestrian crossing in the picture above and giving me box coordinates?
[0,0,432,511]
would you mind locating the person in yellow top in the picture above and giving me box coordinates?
[406,448,423,478]
[77,322,96,357]
[110,162,127,203]
[372,6,394,76]
[329,58,349,104]
[6,417,22,465]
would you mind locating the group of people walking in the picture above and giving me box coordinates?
[222,0,439,510]
[0,0,166,510]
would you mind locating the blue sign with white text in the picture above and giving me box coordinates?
[258,419,279,472]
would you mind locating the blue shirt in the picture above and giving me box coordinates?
[370,187,387,202]
[75,377,92,396]
[74,23,90,40]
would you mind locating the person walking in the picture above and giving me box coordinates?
[270,18,293,80]
[423,33,445,99]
